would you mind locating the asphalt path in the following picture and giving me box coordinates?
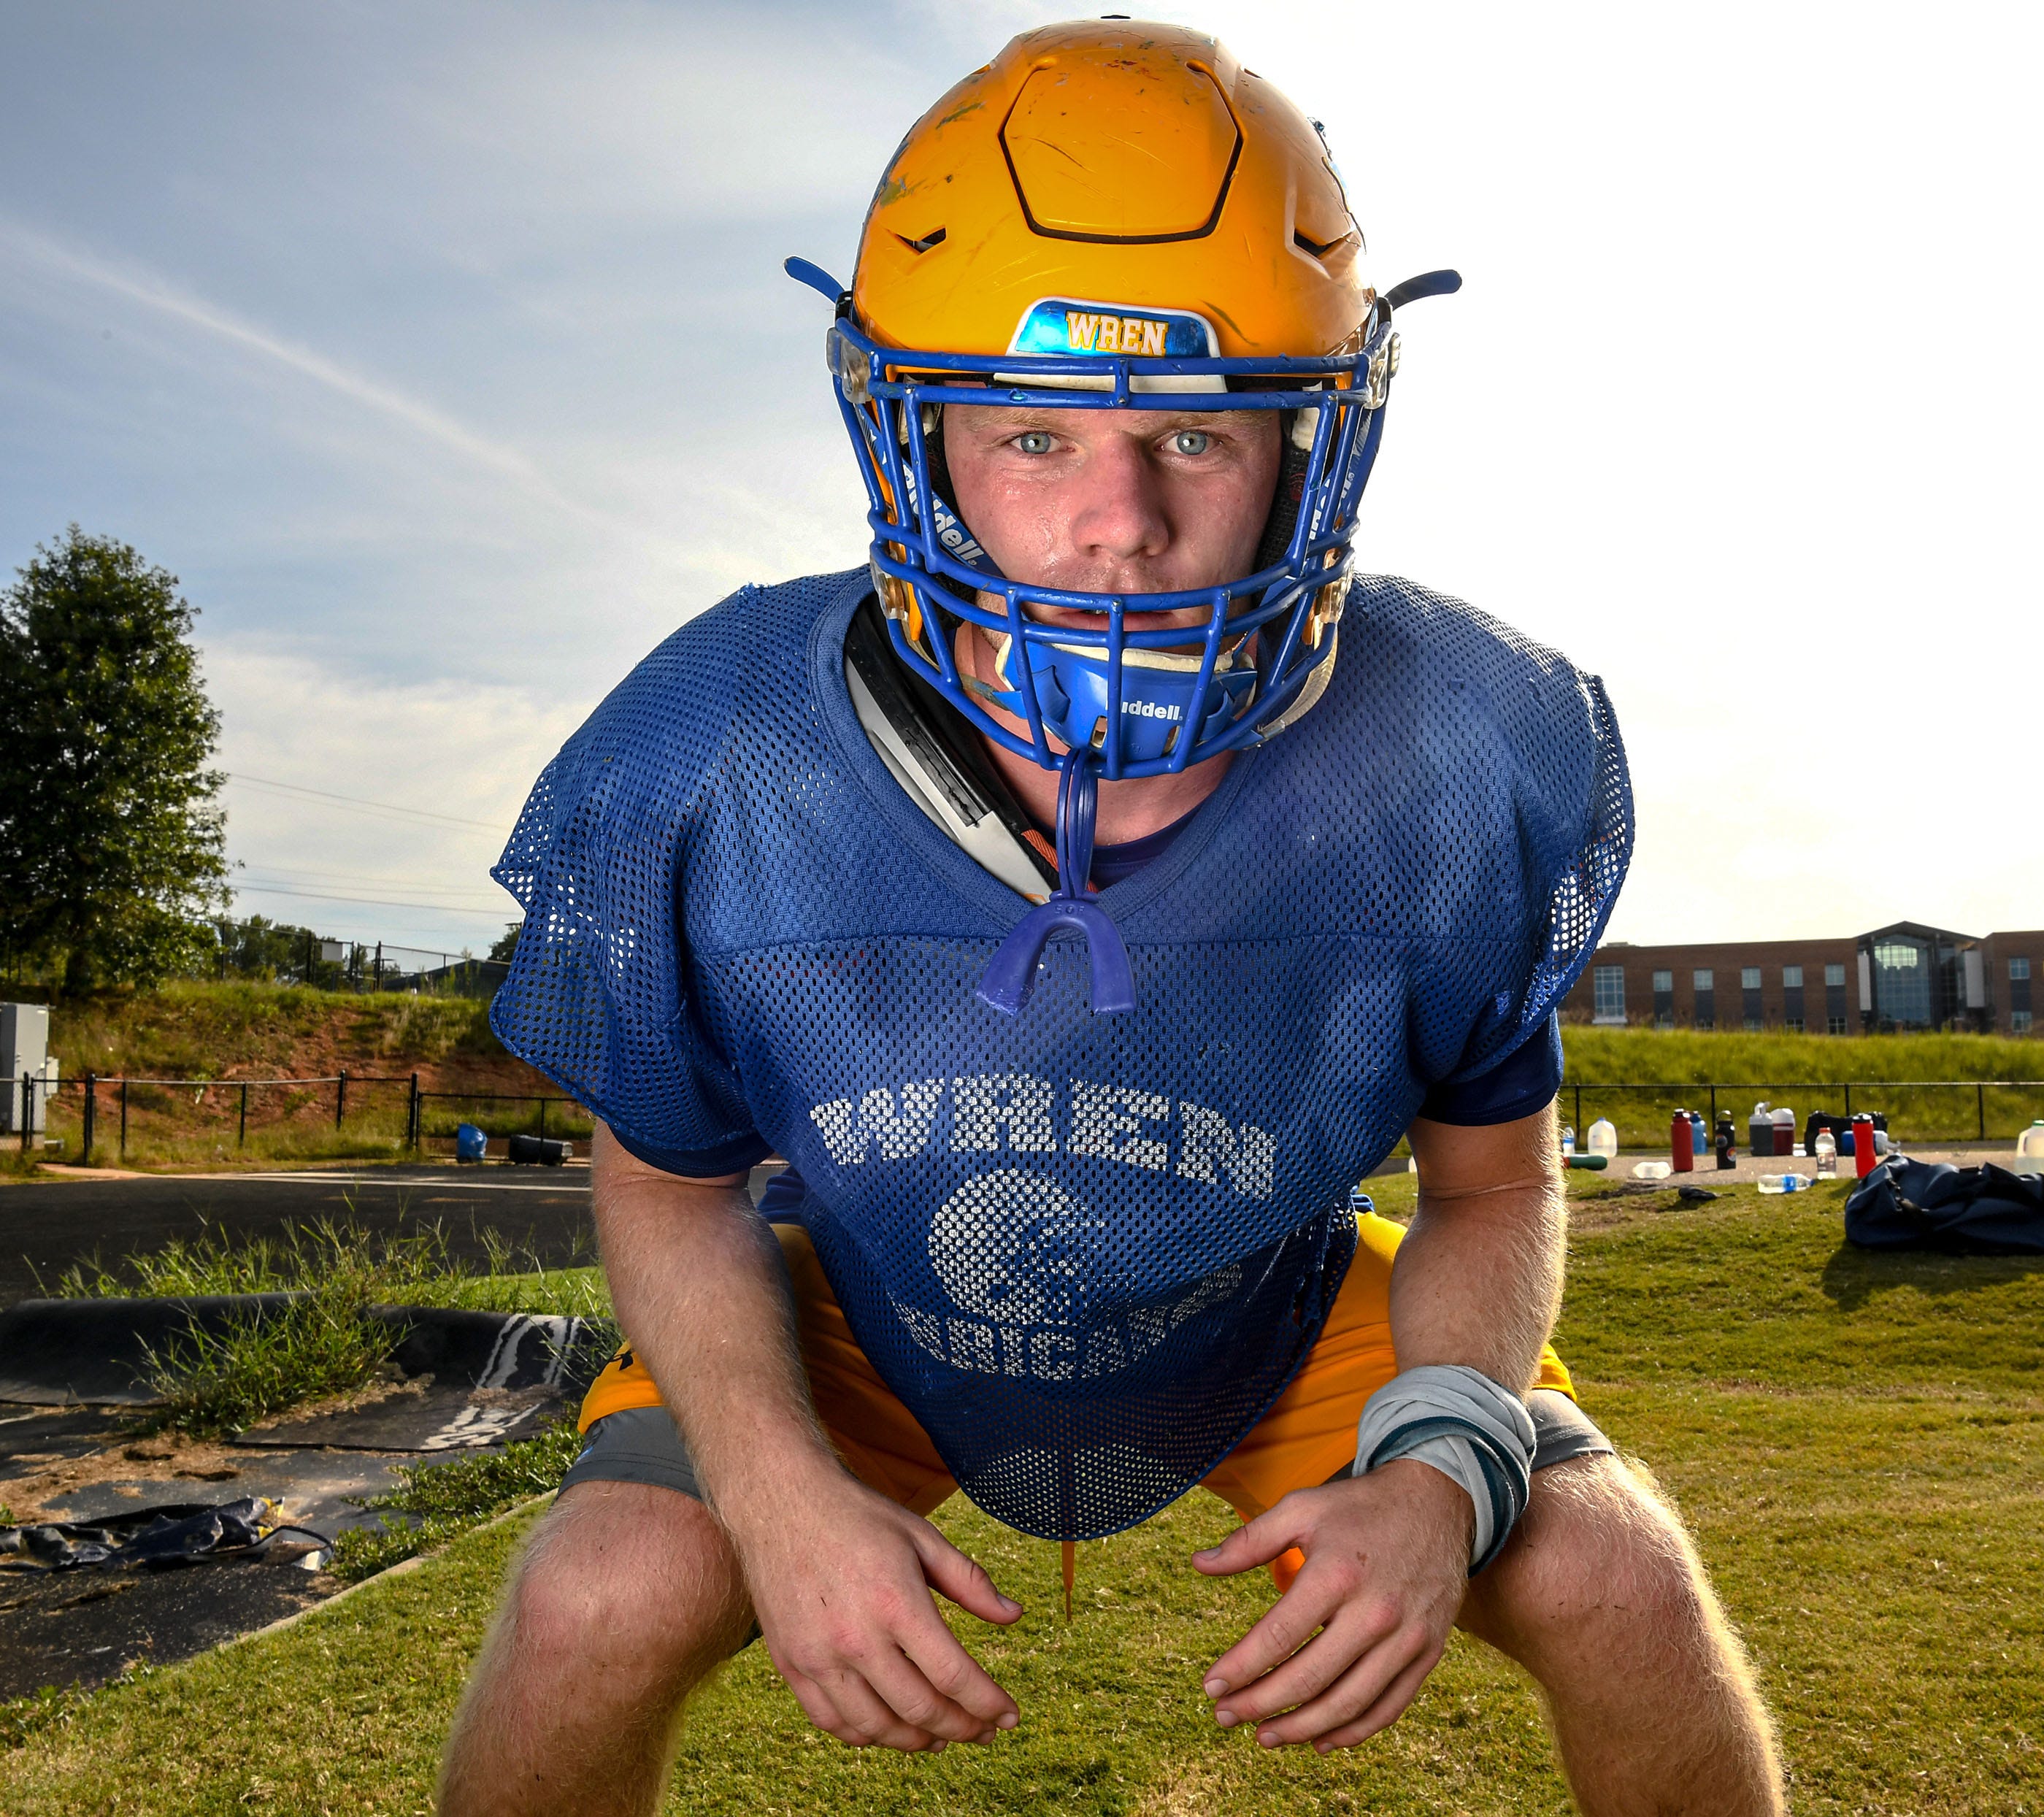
[0,1167,595,1307]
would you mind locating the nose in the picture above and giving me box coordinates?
[1064,431,1172,568]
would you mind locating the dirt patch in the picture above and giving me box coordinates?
[1,1429,256,1524]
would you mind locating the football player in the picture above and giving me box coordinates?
[440,22,1783,1816]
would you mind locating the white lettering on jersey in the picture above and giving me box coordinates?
[1069,1081,1171,1171]
[808,1078,945,1164]
[950,1074,1058,1153]
[1176,1099,1275,1199]
[804,1077,1275,1193]
[888,1167,1247,1385]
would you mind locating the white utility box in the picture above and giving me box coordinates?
[1,1002,50,1135]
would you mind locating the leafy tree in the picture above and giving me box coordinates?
[488,920,523,964]
[0,528,229,991]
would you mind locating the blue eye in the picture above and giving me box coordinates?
[1015,431,1053,454]
[1172,430,1211,456]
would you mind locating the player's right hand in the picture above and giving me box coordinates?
[726,1461,1024,1752]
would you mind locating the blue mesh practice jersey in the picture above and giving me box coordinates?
[491,569,1632,1539]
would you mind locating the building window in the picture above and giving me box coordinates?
[1825,963,1845,987]
[1693,967,1715,1030]
[1783,965,1803,988]
[1651,969,1673,1029]
[1694,969,1714,991]
[2013,958,2032,980]
[1742,967,1762,989]
[1741,966,1764,1029]
[1784,1018,1805,1033]
[1828,1015,1849,1035]
[1653,969,1673,992]
[1593,965,1626,1024]
[1783,963,1805,1032]
[2016,1010,2035,1034]
[1870,935,1933,1027]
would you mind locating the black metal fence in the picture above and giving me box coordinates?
[16,1070,2044,1167]
[1557,1079,2044,1148]
[10,1069,592,1166]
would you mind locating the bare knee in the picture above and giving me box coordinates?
[1460,1452,1714,1665]
[490,1480,753,1700]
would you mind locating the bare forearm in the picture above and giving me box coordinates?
[1393,1110,1566,1391]
[591,1127,835,1524]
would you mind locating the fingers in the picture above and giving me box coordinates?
[1201,1568,1344,1705]
[766,1519,1020,1751]
[1304,1645,1442,1752]
[1210,1600,1390,1729]
[781,1659,944,1753]
[912,1524,1024,1628]
[1191,1502,1307,1578]
[1240,1628,1444,1752]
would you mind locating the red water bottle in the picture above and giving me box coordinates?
[1851,1114,1877,1178]
[1671,1109,1694,1172]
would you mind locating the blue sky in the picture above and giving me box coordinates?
[3,1,2038,952]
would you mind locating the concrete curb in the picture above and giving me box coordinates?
[212,1490,556,1656]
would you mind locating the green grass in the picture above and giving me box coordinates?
[42,980,506,1080]
[328,1418,587,1583]
[3,978,588,1173]
[1558,1026,2044,1148]
[52,1218,610,1437]
[4,1177,2040,1813]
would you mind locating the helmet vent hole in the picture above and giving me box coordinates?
[1294,229,1340,261]
[897,228,948,254]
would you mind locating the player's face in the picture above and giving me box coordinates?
[942,404,1281,633]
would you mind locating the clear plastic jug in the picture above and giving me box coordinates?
[1587,1118,1618,1160]
[2015,1120,2044,1176]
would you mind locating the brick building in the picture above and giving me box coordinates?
[1560,921,2044,1035]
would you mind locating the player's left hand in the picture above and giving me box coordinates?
[1190,1458,1474,1751]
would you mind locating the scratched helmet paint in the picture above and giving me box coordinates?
[787,18,1455,781]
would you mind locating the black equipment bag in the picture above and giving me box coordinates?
[1845,1156,2044,1256]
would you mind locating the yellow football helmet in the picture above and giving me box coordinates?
[786,18,1456,785]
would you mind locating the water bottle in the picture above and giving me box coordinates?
[1813,1129,1837,1177]
[1587,1118,1618,1161]
[1671,1109,1694,1172]
[1757,1173,1810,1194]
[2013,1120,2044,1177]
[1690,1112,1707,1162]
[1560,1125,1576,1157]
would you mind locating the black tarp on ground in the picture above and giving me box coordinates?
[1845,1156,2044,1255]
[0,1298,615,1407]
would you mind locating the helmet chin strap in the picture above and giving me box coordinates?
[975,748,1135,1017]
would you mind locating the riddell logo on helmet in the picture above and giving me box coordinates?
[1122,698,1180,721]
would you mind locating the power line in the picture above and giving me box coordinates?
[225,772,512,833]
[237,862,506,901]
[228,881,513,916]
